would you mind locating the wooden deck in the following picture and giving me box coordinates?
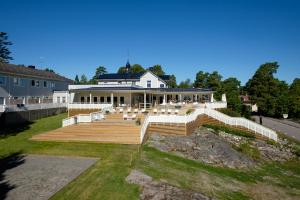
[32,114,143,144]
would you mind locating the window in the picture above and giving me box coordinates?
[120,96,125,104]
[36,80,40,87]
[57,97,60,103]
[13,77,20,86]
[100,97,104,103]
[44,81,47,87]
[107,96,111,103]
[118,81,122,84]
[62,97,66,103]
[51,82,55,88]
[31,80,35,86]
[147,80,151,88]
[0,76,5,85]
[160,84,165,88]
[93,97,97,103]
[87,96,90,103]
[20,79,26,87]
[132,81,136,85]
[80,96,85,103]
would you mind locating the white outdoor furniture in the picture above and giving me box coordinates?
[167,109,172,114]
[161,109,165,114]
[134,108,138,113]
[175,109,179,114]
[119,108,123,113]
[132,114,137,120]
[123,114,128,120]
[127,107,132,113]
[153,108,158,114]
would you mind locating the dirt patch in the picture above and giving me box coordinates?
[126,170,212,200]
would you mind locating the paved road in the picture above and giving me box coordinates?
[253,116,300,141]
[0,154,97,200]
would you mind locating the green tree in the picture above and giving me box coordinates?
[166,74,177,88]
[178,78,193,88]
[91,66,107,83]
[288,78,300,118]
[222,77,242,112]
[45,68,55,73]
[0,32,13,63]
[131,64,145,73]
[80,74,88,84]
[207,71,223,100]
[245,62,289,117]
[194,71,209,88]
[117,66,127,74]
[74,75,80,84]
[148,65,165,76]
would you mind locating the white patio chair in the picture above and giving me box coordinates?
[167,109,172,114]
[153,108,158,114]
[123,114,128,120]
[175,109,179,114]
[161,109,166,114]
[119,108,124,113]
[127,107,132,113]
[134,108,138,113]
[131,114,137,120]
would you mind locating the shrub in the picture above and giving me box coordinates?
[237,142,261,160]
[186,109,195,115]
[218,108,241,117]
[203,124,255,139]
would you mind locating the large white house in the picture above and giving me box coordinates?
[68,61,214,109]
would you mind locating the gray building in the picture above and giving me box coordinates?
[0,63,73,110]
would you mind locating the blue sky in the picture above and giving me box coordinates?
[1,0,299,85]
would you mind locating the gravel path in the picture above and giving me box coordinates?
[0,154,97,200]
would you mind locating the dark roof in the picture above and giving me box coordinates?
[98,72,144,80]
[0,63,74,83]
[98,71,171,81]
[70,86,212,93]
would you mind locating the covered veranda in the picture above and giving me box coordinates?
[69,87,214,109]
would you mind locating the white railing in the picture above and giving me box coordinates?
[205,102,227,109]
[69,83,137,90]
[139,108,278,142]
[62,111,105,127]
[68,103,112,110]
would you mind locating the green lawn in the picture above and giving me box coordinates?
[1,113,299,200]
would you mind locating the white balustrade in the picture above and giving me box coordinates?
[139,107,278,142]
[67,103,112,110]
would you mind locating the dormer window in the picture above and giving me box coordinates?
[147,80,151,88]
[160,84,165,88]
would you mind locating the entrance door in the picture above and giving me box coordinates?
[159,96,163,104]
[113,97,118,106]
[120,96,125,105]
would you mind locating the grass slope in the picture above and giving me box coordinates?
[1,113,299,200]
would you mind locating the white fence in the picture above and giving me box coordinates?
[140,108,278,143]
[204,102,227,109]
[68,103,112,110]
[62,111,105,127]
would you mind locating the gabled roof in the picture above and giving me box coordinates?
[0,63,73,83]
[98,71,171,81]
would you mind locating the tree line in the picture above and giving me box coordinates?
[1,32,299,119]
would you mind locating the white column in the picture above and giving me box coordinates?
[195,94,198,102]
[22,97,25,104]
[179,94,182,102]
[210,93,214,103]
[144,91,146,109]
[90,92,92,104]
[3,97,6,105]
[130,92,132,107]
[111,92,113,106]
[163,94,166,104]
[38,97,41,104]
